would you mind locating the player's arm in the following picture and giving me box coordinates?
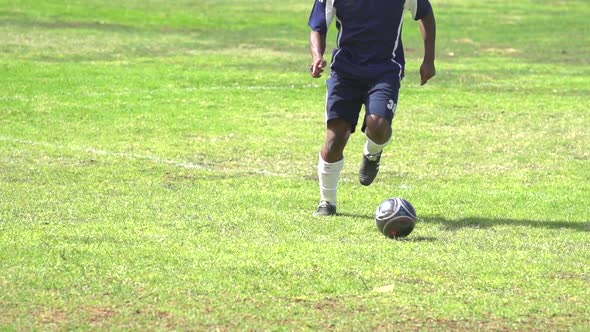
[419,10,436,85]
[310,31,327,78]
[308,0,334,78]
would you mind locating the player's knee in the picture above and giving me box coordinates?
[365,115,391,143]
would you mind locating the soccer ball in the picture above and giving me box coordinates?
[375,198,417,238]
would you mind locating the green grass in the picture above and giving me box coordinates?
[1,0,589,330]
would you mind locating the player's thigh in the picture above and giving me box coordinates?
[326,72,365,133]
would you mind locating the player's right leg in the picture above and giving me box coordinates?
[315,71,363,216]
[315,118,351,216]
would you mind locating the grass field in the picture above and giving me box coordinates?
[1,0,589,330]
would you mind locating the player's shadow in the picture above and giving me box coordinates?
[422,216,589,232]
[337,212,589,234]
[337,212,373,219]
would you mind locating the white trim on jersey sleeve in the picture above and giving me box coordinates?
[325,0,336,29]
[404,0,418,20]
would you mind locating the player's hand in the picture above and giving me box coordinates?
[310,57,327,78]
[420,61,436,85]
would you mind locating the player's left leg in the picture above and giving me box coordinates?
[359,73,400,186]
[359,115,391,186]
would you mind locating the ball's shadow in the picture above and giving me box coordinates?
[336,212,438,242]
[391,236,438,242]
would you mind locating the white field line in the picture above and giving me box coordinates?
[0,84,323,101]
[194,84,322,91]
[0,135,282,176]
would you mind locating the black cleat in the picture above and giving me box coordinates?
[314,201,337,216]
[359,152,382,186]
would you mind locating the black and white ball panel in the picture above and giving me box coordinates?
[375,198,417,238]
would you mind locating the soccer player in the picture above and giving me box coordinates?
[309,0,436,216]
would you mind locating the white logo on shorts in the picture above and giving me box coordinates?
[387,99,396,111]
[387,99,397,117]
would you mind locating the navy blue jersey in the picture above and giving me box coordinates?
[309,0,432,79]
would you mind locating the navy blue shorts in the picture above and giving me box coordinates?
[325,71,400,133]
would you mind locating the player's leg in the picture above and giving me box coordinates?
[359,73,400,186]
[315,72,363,216]
[359,115,391,185]
[316,118,350,216]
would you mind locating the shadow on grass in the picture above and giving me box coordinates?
[422,215,590,232]
[335,212,439,242]
[336,212,589,234]
[399,236,438,242]
[336,212,373,219]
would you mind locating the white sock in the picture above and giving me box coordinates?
[318,153,344,206]
[364,137,391,159]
